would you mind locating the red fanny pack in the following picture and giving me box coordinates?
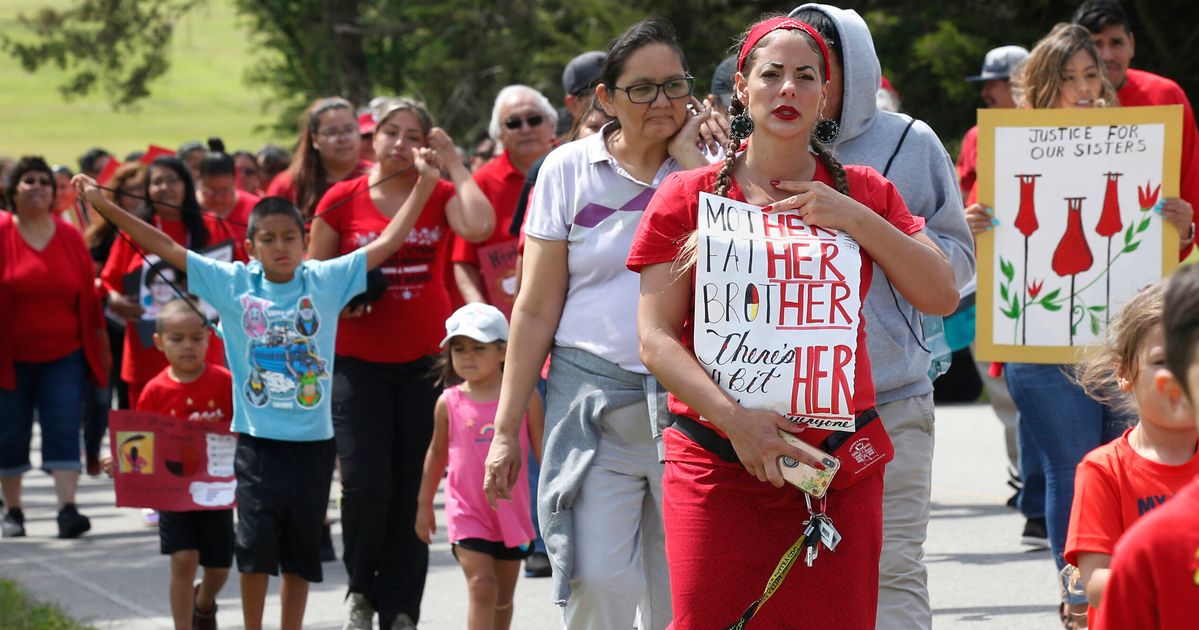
[822,408,894,491]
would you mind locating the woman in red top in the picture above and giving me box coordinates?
[1,157,109,539]
[308,97,494,629]
[197,139,258,261]
[100,157,223,406]
[266,97,374,220]
[628,18,957,628]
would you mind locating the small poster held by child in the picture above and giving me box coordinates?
[693,192,862,432]
[109,410,237,511]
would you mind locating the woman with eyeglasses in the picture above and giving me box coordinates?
[267,97,374,220]
[309,97,494,630]
[100,157,225,408]
[452,85,558,306]
[1,156,110,539]
[197,139,259,261]
[481,18,711,629]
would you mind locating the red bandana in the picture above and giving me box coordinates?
[737,17,831,81]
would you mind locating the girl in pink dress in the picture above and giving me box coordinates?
[416,303,544,630]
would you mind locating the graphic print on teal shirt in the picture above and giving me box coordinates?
[240,294,327,410]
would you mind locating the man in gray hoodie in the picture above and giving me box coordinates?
[789,5,975,629]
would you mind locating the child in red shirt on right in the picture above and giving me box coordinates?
[1095,266,1199,629]
[107,298,236,630]
[1065,282,1199,627]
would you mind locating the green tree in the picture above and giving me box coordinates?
[6,0,1196,151]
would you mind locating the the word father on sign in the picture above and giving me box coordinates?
[694,192,862,431]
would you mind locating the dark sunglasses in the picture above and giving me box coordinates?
[504,115,545,130]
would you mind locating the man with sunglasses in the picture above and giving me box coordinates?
[452,85,557,306]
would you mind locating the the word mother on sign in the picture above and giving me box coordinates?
[694,192,862,431]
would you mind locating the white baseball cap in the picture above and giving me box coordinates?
[440,303,510,347]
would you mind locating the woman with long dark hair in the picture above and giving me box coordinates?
[267,97,373,220]
[628,16,956,628]
[309,97,494,630]
[100,156,223,406]
[482,17,712,629]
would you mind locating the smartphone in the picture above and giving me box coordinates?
[777,430,840,498]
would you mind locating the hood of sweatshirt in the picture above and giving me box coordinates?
[789,4,880,148]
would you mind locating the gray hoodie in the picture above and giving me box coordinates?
[792,4,976,404]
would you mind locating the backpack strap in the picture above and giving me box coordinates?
[882,117,918,178]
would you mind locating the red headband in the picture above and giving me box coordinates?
[737,17,831,81]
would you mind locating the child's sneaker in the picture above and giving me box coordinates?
[56,503,91,539]
[2,508,26,538]
[342,592,374,630]
[142,509,160,527]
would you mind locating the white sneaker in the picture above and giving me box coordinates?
[391,612,417,630]
[343,592,374,630]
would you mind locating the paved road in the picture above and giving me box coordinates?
[0,403,1060,629]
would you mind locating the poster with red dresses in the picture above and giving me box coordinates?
[975,106,1183,363]
[108,410,237,511]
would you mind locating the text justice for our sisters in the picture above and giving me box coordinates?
[1026,124,1147,159]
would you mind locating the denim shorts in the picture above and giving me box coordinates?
[0,351,87,475]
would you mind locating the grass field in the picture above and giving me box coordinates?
[0,0,288,167]
[0,579,95,630]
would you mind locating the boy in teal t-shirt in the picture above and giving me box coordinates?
[74,144,454,629]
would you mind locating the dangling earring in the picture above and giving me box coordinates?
[730,110,754,141]
[812,112,839,144]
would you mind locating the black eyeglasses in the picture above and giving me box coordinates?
[20,176,54,186]
[613,76,695,104]
[503,115,545,130]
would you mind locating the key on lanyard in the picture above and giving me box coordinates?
[802,494,843,566]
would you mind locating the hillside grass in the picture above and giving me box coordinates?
[0,579,96,630]
[0,0,288,167]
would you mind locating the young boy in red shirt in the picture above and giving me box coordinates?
[1097,265,1199,628]
[108,298,235,630]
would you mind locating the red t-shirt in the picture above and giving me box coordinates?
[137,364,235,433]
[1064,428,1199,626]
[957,125,979,205]
[266,160,374,207]
[204,190,259,262]
[626,160,925,452]
[451,151,524,266]
[1119,68,1199,255]
[100,218,225,385]
[317,175,459,362]
[1096,478,1199,630]
[5,222,84,362]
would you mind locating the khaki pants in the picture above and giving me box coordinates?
[562,402,671,630]
[875,394,936,630]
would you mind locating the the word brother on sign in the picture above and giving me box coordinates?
[694,192,862,431]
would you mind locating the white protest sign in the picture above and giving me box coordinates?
[694,192,863,432]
